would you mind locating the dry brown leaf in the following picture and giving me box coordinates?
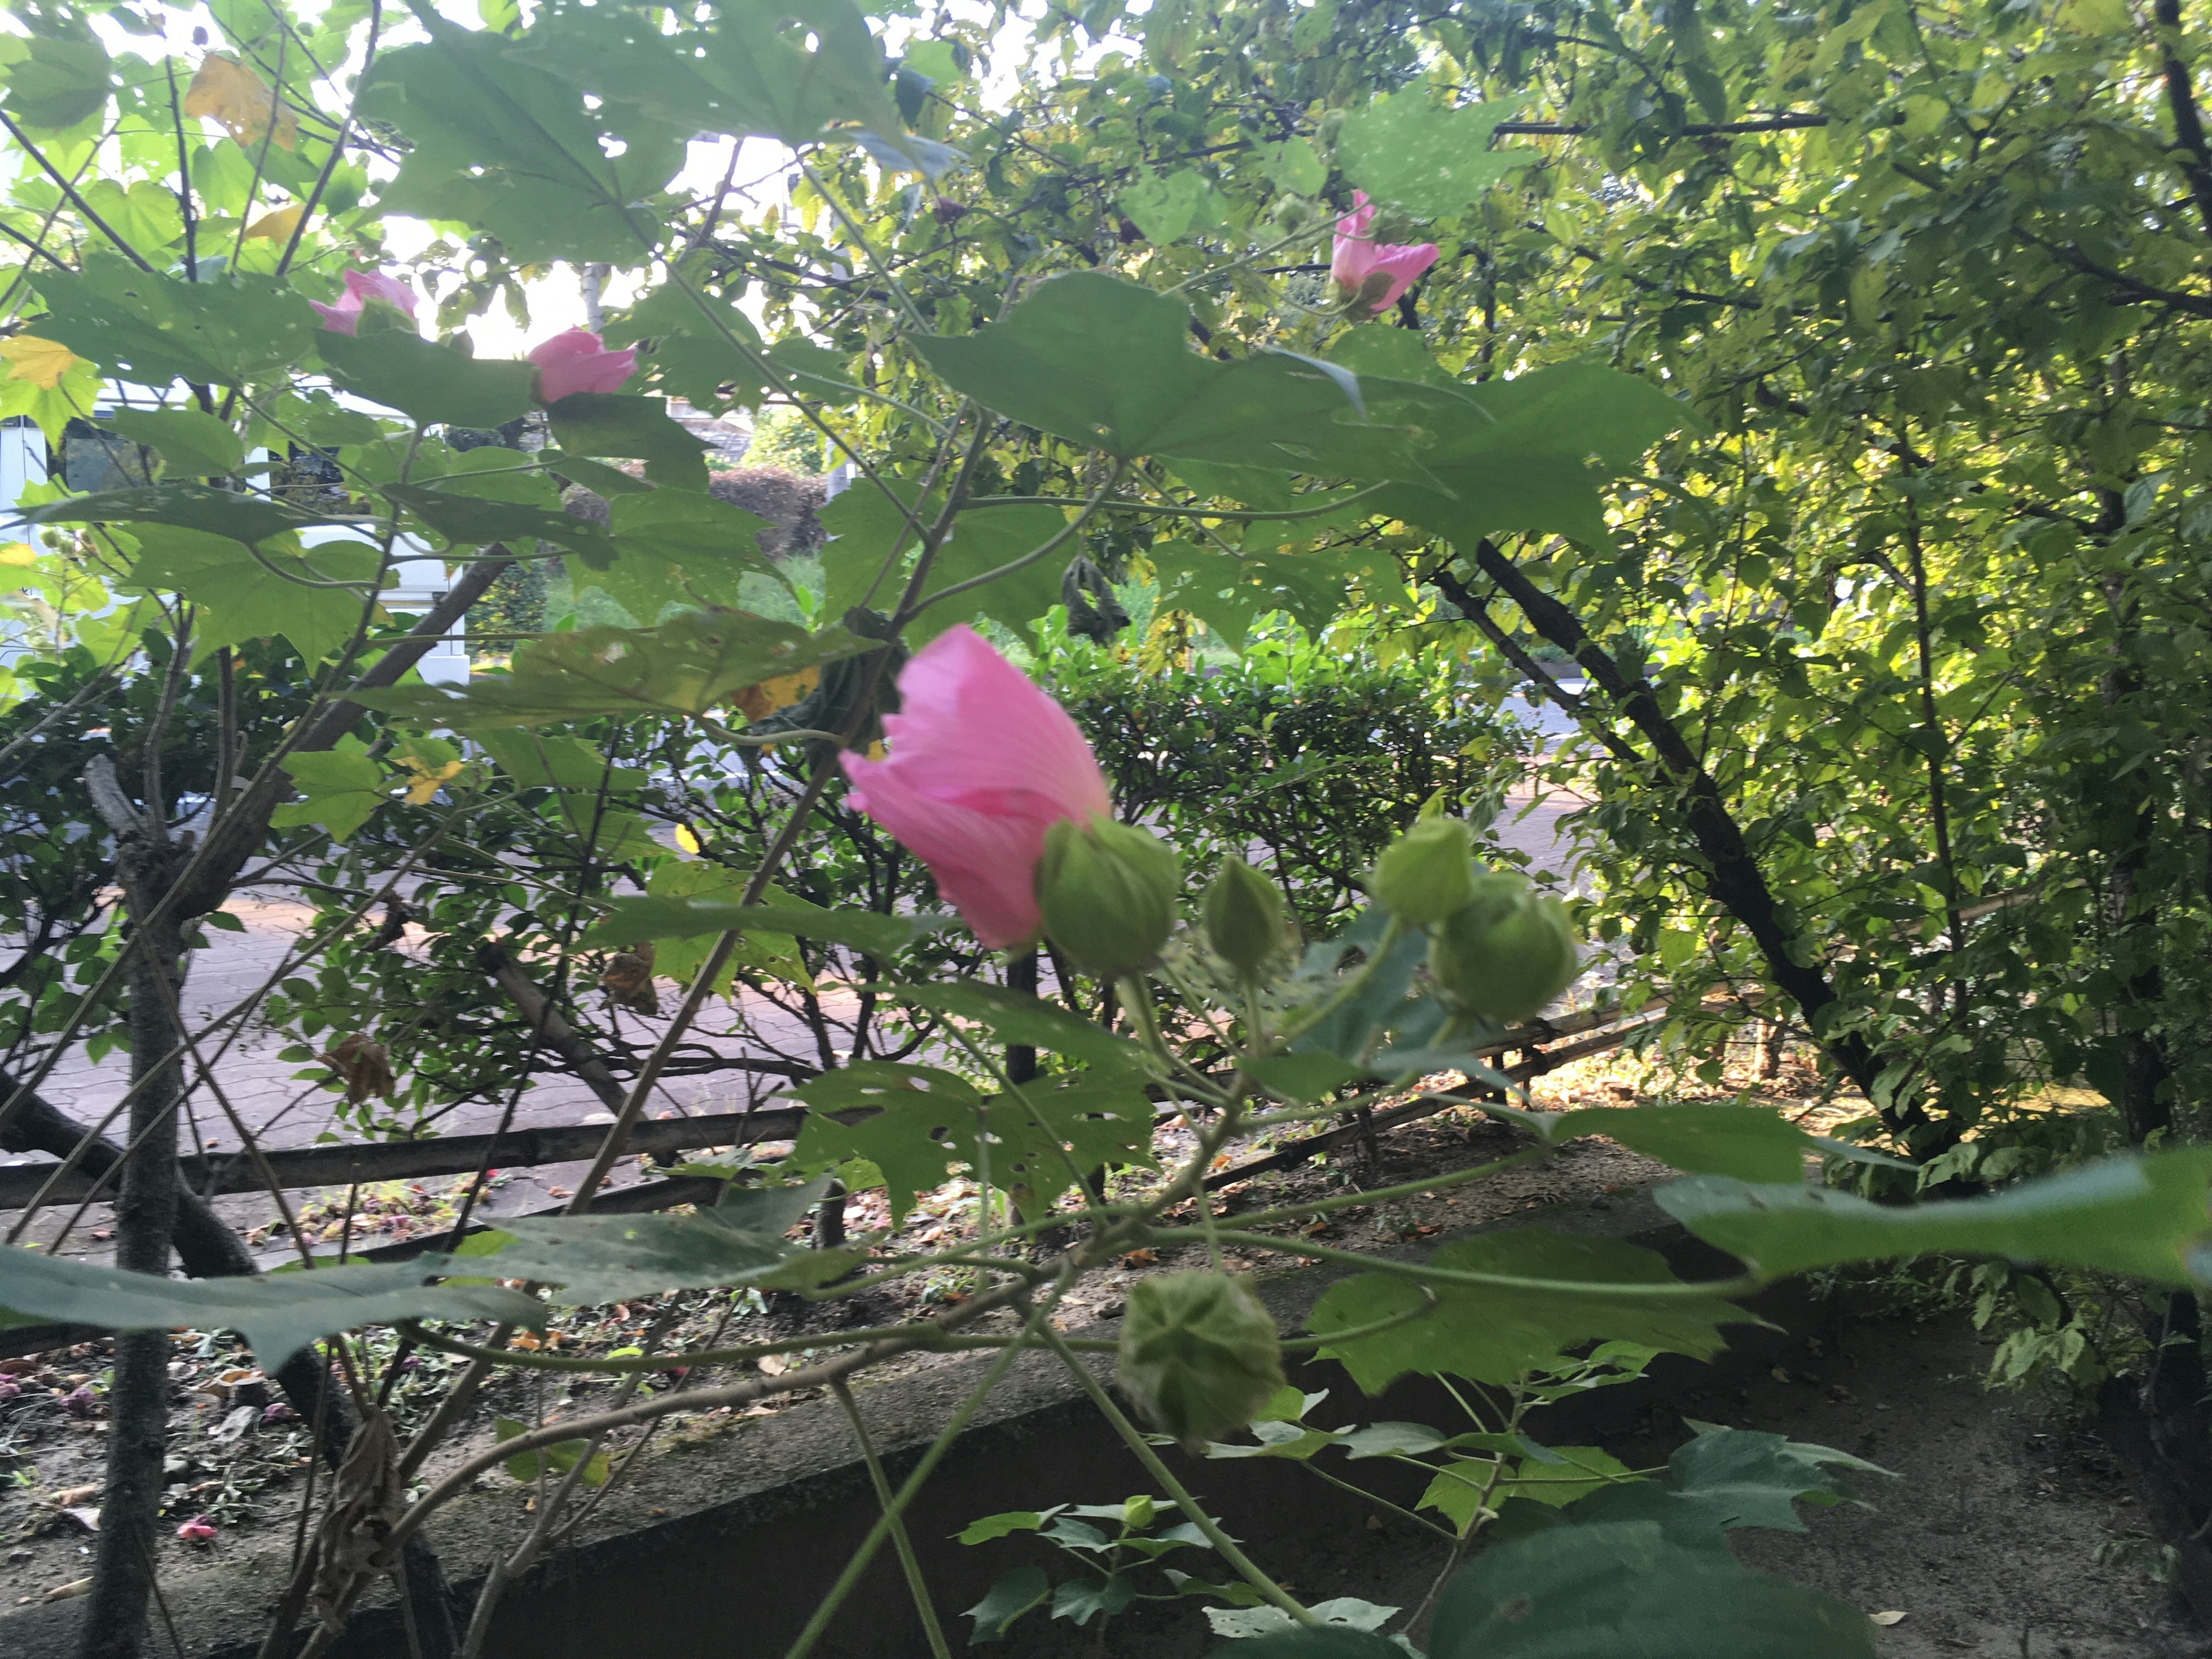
[318,1033,395,1105]
[42,1577,92,1603]
[1869,1611,1908,1626]
[46,1483,100,1506]
[183,55,298,151]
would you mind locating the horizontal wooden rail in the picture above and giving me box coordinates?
[0,1109,804,1211]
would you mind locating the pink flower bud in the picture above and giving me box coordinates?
[528,328,638,403]
[1329,191,1439,315]
[176,1516,217,1543]
[840,626,1112,948]
[309,270,419,336]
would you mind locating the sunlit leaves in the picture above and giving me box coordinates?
[120,529,382,664]
[1337,94,1534,218]
[183,54,298,152]
[272,748,387,841]
[0,335,81,392]
[358,27,685,264]
[1120,168,1229,244]
[1,30,112,132]
[32,259,321,388]
[1548,1104,1821,1184]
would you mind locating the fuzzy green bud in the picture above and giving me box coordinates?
[1203,857,1291,976]
[1037,815,1181,979]
[1115,1272,1286,1452]
[1426,872,1580,1024]
[1367,818,1476,927]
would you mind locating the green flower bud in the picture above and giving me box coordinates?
[1203,856,1291,976]
[1115,1272,1286,1452]
[1037,815,1180,979]
[1426,872,1580,1024]
[1367,818,1475,927]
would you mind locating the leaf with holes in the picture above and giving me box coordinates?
[32,259,321,387]
[317,331,539,429]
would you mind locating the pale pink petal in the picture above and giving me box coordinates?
[345,270,418,317]
[1366,242,1439,312]
[309,298,359,335]
[838,626,1109,947]
[529,328,638,402]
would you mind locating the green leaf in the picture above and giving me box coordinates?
[358,28,687,263]
[1657,1148,2212,1286]
[965,1565,1051,1643]
[26,484,352,546]
[543,451,655,497]
[1571,1426,1887,1544]
[957,1509,1057,1545]
[1307,1229,1760,1392]
[546,392,711,489]
[907,503,1072,645]
[520,0,919,158]
[1150,541,1387,645]
[121,529,383,664]
[355,612,872,728]
[473,1180,823,1304]
[5,33,112,131]
[316,330,539,429]
[104,408,244,480]
[574,489,781,621]
[584,895,924,958]
[882,983,1146,1072]
[495,1418,611,1487]
[1343,358,1694,549]
[1053,1574,1137,1626]
[272,749,386,841]
[1120,168,1229,244]
[1262,137,1327,197]
[33,259,321,387]
[1489,1445,1637,1509]
[1549,1104,1820,1183]
[606,283,771,411]
[913,273,1406,474]
[817,479,926,620]
[1426,1521,1876,1659]
[1337,94,1536,218]
[381,485,618,561]
[0,1243,542,1369]
[1334,1421,1446,1460]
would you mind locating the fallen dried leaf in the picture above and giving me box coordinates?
[1869,1611,1908,1627]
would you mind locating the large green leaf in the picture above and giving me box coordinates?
[121,529,384,664]
[475,1180,824,1304]
[1567,1426,1888,1544]
[4,32,113,131]
[914,274,1407,474]
[317,330,539,429]
[1307,1229,1758,1391]
[271,749,387,841]
[573,490,781,622]
[358,29,686,263]
[1657,1147,2212,1286]
[605,283,772,411]
[382,484,619,562]
[1427,1521,1875,1659]
[0,1244,542,1369]
[1337,94,1536,218]
[104,408,244,479]
[26,484,354,545]
[519,0,918,157]
[33,260,321,387]
[546,393,711,490]
[1150,541,1389,645]
[358,613,872,728]
[907,503,1072,645]
[1548,1104,1820,1184]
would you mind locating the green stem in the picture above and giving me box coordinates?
[832,1380,954,1659]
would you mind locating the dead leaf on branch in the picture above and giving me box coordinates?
[733,666,820,722]
[318,1033,395,1104]
[601,943,659,1014]
[183,55,300,151]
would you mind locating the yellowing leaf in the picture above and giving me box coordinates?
[184,55,299,151]
[732,665,819,721]
[1,335,81,391]
[243,203,306,242]
[673,823,702,854]
[0,543,37,568]
[397,757,464,805]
